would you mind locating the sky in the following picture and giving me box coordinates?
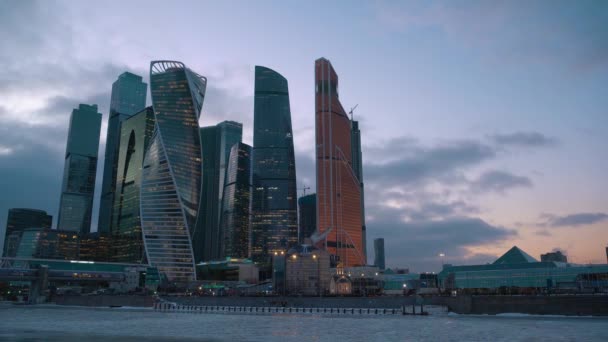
[0,0,607,271]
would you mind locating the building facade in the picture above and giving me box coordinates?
[15,228,79,260]
[2,208,52,257]
[285,245,331,295]
[98,72,147,234]
[195,121,242,262]
[374,238,385,270]
[298,194,316,244]
[220,142,252,259]
[251,66,298,263]
[540,250,568,263]
[140,61,206,283]
[57,104,102,234]
[351,120,367,263]
[111,107,155,263]
[315,58,365,267]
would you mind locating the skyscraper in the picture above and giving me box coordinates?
[194,121,242,262]
[220,142,252,259]
[251,66,298,263]
[57,104,102,234]
[374,238,385,270]
[98,72,147,234]
[350,119,367,264]
[315,58,365,267]
[298,194,316,244]
[111,106,155,263]
[2,208,52,257]
[140,61,206,282]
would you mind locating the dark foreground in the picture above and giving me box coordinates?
[1,304,608,341]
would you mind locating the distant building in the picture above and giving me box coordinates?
[196,121,242,262]
[15,228,79,260]
[57,104,102,234]
[98,72,147,234]
[140,61,206,283]
[374,238,386,270]
[196,258,259,284]
[2,208,52,257]
[541,250,568,263]
[110,106,155,263]
[285,245,331,296]
[251,66,298,263]
[298,194,316,244]
[439,246,608,292]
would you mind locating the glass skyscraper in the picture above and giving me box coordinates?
[315,58,365,267]
[220,142,252,259]
[57,104,102,234]
[98,72,147,234]
[374,238,385,270]
[2,208,52,257]
[195,121,242,262]
[140,61,206,283]
[111,107,155,263]
[297,194,316,244]
[351,120,367,264]
[251,66,298,263]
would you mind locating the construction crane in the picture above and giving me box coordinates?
[348,104,358,121]
[298,186,311,197]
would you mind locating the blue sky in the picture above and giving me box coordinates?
[0,0,607,270]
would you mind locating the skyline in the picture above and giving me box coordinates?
[0,0,607,271]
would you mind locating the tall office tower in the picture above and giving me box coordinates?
[298,194,316,244]
[57,104,102,234]
[220,142,252,258]
[141,61,206,282]
[315,58,365,267]
[111,107,155,263]
[251,66,298,263]
[350,120,367,264]
[194,121,242,262]
[98,72,147,234]
[374,238,385,270]
[2,208,52,257]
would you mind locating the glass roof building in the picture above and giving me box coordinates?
[98,72,147,234]
[438,246,608,290]
[140,61,206,283]
[57,104,102,234]
[315,58,365,267]
[251,66,298,263]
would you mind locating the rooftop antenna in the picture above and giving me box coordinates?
[348,104,358,121]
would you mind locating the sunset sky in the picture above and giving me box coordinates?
[1,0,606,271]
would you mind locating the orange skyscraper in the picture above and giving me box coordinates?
[315,58,365,267]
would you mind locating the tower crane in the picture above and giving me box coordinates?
[348,104,358,121]
[298,186,311,197]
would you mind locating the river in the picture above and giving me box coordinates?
[1,305,607,341]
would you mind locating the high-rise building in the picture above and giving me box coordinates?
[251,66,298,263]
[540,250,568,263]
[111,107,155,263]
[298,194,316,244]
[220,142,252,258]
[98,72,147,234]
[374,238,385,270]
[15,228,79,260]
[197,126,219,263]
[315,58,365,267]
[2,208,52,257]
[140,61,206,283]
[195,121,242,262]
[57,104,102,234]
[351,120,367,264]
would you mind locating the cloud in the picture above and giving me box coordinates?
[366,207,517,271]
[543,212,608,227]
[489,131,558,148]
[471,170,532,194]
